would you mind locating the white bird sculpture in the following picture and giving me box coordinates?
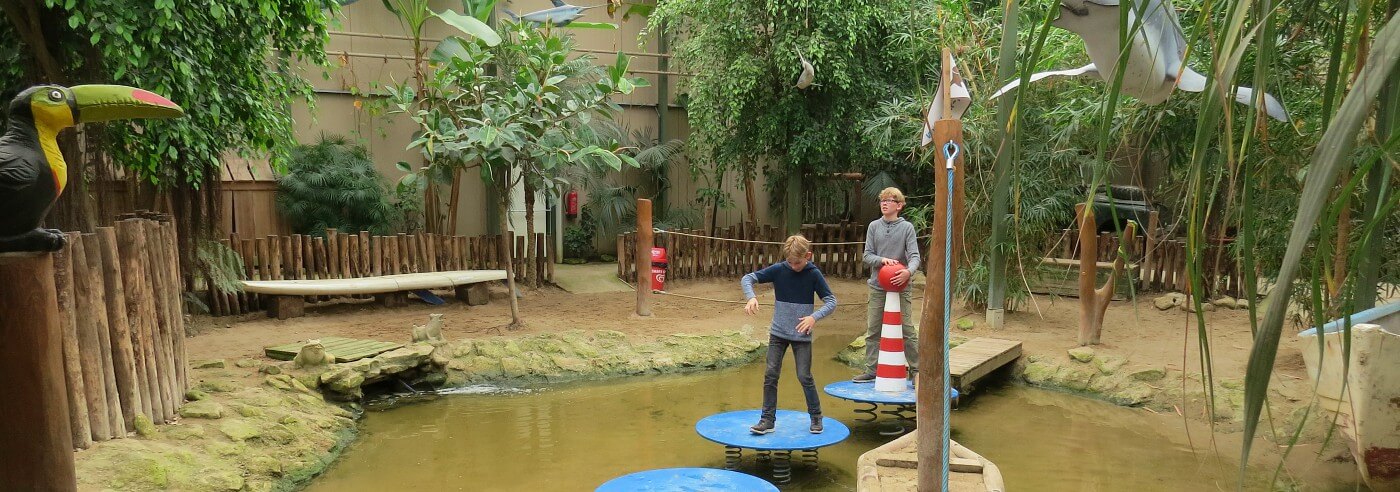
[505,0,599,27]
[795,49,816,89]
[990,0,1290,122]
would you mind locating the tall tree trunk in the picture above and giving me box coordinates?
[524,179,538,289]
[498,170,521,328]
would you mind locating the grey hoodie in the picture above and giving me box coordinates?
[863,217,921,289]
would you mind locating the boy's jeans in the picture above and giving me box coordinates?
[864,286,919,373]
[761,334,822,422]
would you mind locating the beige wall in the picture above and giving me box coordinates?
[287,1,775,243]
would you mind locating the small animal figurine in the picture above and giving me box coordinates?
[795,49,816,90]
[989,0,1288,121]
[411,313,446,344]
[505,0,599,27]
[0,84,183,253]
[293,340,336,369]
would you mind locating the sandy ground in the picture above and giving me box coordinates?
[188,273,1301,389]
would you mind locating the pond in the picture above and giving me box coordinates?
[306,330,1339,491]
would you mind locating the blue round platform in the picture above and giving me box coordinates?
[823,380,958,405]
[595,467,779,492]
[695,410,849,451]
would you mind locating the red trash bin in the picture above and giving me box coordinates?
[650,247,668,291]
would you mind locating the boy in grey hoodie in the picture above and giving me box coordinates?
[853,187,920,382]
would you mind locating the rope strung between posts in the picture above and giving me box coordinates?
[621,279,923,307]
[652,228,932,247]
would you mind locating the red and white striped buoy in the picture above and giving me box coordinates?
[876,264,908,392]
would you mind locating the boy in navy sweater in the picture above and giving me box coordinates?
[741,235,838,434]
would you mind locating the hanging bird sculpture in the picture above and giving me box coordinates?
[504,0,599,27]
[0,84,184,253]
[795,49,816,90]
[989,0,1290,122]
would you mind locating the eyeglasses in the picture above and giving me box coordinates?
[879,199,902,204]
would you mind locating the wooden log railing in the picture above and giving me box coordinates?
[211,230,552,317]
[29,217,190,450]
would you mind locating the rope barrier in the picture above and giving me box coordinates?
[652,228,932,247]
[621,280,924,308]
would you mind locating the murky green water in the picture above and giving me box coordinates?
[306,333,1334,491]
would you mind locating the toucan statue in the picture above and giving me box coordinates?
[0,84,184,253]
[504,0,599,27]
[989,0,1290,122]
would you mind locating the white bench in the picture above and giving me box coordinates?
[240,270,508,319]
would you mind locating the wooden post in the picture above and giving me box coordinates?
[359,231,371,276]
[118,221,163,422]
[96,228,141,429]
[1077,205,1137,345]
[142,222,176,422]
[636,199,653,316]
[917,48,963,492]
[53,244,91,449]
[80,235,125,437]
[159,223,187,395]
[340,233,353,278]
[68,235,112,441]
[371,236,383,276]
[0,252,78,491]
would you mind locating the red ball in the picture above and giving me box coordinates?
[878,263,907,292]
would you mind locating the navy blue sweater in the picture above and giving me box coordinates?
[741,262,838,341]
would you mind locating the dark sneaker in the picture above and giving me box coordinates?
[810,415,824,434]
[750,420,775,435]
[852,373,876,383]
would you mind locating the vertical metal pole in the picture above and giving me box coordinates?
[0,252,78,491]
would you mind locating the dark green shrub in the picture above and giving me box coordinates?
[564,225,596,260]
[277,136,416,235]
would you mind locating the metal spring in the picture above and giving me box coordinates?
[852,402,879,423]
[771,450,793,484]
[756,450,772,462]
[724,446,742,470]
[801,448,819,467]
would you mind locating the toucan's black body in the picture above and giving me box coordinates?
[0,84,183,253]
[0,89,66,252]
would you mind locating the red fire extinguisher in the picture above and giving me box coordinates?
[565,189,580,218]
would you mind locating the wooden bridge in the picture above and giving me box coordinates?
[949,337,1022,392]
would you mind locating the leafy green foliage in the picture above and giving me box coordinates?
[277,136,416,235]
[1,1,338,185]
[563,224,596,259]
[648,0,935,216]
[393,21,649,195]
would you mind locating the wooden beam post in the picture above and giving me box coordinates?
[0,252,78,490]
[916,47,964,492]
[636,199,653,316]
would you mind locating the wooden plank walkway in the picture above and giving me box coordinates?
[949,337,1022,392]
[264,336,403,363]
